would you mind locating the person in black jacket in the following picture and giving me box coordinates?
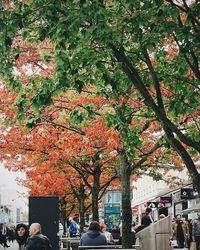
[141,208,154,228]
[25,223,52,250]
[15,223,29,250]
[0,223,10,248]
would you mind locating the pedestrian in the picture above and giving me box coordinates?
[100,223,114,244]
[80,221,107,246]
[172,214,189,249]
[7,226,15,243]
[131,222,136,246]
[186,219,193,249]
[25,223,52,250]
[68,217,78,237]
[15,223,29,250]
[141,208,154,228]
[192,212,200,250]
[0,223,10,248]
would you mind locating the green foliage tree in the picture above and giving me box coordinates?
[0,0,199,247]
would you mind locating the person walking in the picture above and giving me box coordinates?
[7,226,15,243]
[0,223,10,248]
[80,221,107,246]
[172,214,189,249]
[15,223,29,250]
[192,212,200,250]
[141,208,154,228]
[25,223,52,250]
[186,219,193,249]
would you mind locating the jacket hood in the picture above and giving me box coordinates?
[87,230,100,239]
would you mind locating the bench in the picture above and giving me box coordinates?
[78,245,140,250]
[60,239,140,250]
[61,237,80,250]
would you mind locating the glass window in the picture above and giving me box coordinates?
[106,191,121,203]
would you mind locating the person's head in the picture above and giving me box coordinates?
[69,217,73,222]
[159,214,166,220]
[29,223,41,236]
[89,221,100,231]
[15,224,29,245]
[176,214,181,220]
[197,212,200,219]
[146,207,152,215]
[100,223,107,233]
[16,224,27,237]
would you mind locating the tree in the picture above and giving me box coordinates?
[0,86,120,224]
[0,83,179,247]
[1,2,199,246]
[2,0,199,189]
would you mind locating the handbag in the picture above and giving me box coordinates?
[190,242,197,250]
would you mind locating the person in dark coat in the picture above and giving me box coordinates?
[15,223,29,250]
[7,226,15,243]
[141,208,154,228]
[0,223,10,248]
[80,221,107,246]
[25,223,52,250]
[172,214,189,249]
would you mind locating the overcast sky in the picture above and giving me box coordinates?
[0,163,28,209]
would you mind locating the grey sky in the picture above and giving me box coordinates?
[0,163,28,209]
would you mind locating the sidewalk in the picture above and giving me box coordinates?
[0,241,18,250]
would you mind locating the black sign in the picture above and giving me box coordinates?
[181,188,194,199]
[160,196,172,204]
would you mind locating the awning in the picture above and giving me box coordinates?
[182,204,200,215]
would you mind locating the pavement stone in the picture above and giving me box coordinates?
[0,241,190,250]
[0,241,18,250]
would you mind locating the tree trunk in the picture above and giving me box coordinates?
[79,184,86,233]
[164,127,200,196]
[119,150,132,249]
[92,166,101,221]
[111,44,200,196]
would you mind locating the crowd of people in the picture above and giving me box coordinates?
[0,223,15,248]
[137,208,200,249]
[0,222,52,250]
[0,211,199,250]
[171,212,200,249]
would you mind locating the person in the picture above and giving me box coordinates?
[100,223,114,244]
[192,212,200,250]
[184,219,192,249]
[172,214,189,249]
[68,217,78,237]
[15,223,29,250]
[118,221,122,244]
[7,226,15,243]
[0,223,10,248]
[141,208,154,228]
[58,222,64,247]
[80,221,107,246]
[159,214,166,220]
[25,223,52,250]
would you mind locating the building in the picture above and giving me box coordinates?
[131,168,200,222]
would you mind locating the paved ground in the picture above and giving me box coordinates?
[0,241,190,250]
[0,241,18,250]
